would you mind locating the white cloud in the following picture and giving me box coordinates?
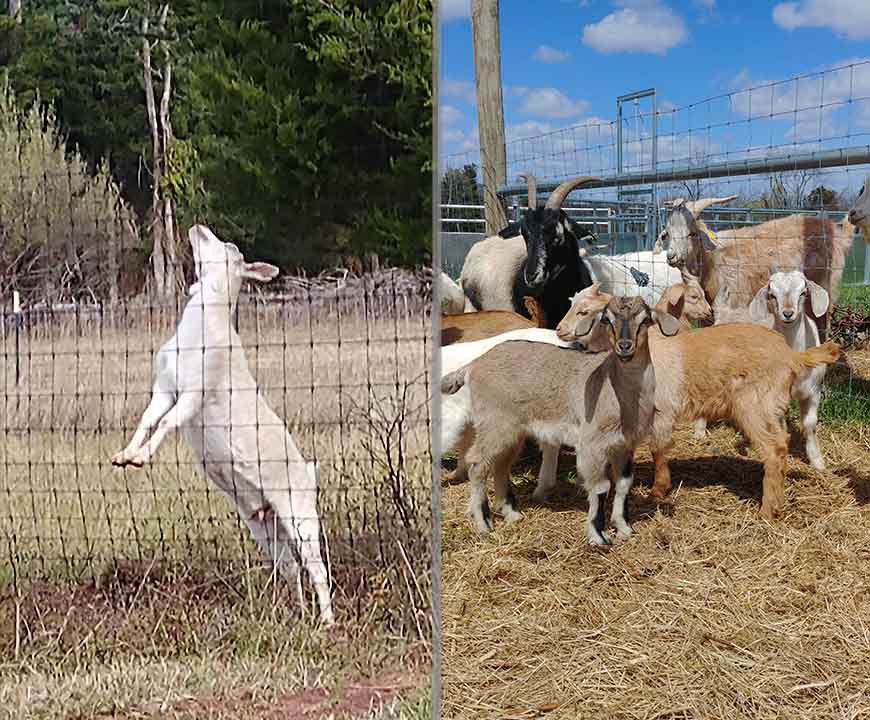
[441,128,466,144]
[533,45,571,63]
[442,78,477,105]
[516,87,591,119]
[773,0,870,40]
[582,0,688,55]
[440,105,464,127]
[441,0,470,22]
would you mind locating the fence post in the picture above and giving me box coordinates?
[13,291,21,386]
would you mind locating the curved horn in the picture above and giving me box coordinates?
[684,194,738,217]
[517,172,537,209]
[544,176,601,210]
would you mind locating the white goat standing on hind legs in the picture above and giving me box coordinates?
[111,225,334,626]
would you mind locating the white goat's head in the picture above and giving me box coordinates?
[188,224,279,300]
[660,195,738,274]
[749,269,829,325]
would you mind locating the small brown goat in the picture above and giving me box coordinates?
[440,296,546,346]
[441,294,681,543]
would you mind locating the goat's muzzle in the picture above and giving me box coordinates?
[615,339,635,360]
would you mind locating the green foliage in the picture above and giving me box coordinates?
[1,0,432,274]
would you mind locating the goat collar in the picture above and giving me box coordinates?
[702,227,718,248]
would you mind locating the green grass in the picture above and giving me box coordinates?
[837,283,870,308]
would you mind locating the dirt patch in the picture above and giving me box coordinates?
[83,673,421,720]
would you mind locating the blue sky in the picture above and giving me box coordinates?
[439,0,870,191]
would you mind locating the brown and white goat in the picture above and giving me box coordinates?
[441,296,681,544]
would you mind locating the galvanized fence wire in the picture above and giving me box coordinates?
[0,169,432,630]
[439,61,870,469]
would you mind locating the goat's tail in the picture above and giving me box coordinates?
[441,367,468,395]
[795,341,841,369]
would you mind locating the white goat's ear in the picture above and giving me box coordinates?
[652,309,681,337]
[188,281,201,296]
[749,286,771,323]
[806,280,829,318]
[243,262,279,282]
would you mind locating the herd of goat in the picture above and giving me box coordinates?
[439,174,870,543]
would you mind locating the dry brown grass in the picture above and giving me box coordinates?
[0,291,432,719]
[441,349,870,720]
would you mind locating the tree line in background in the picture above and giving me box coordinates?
[0,0,432,302]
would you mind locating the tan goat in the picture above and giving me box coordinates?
[440,295,681,544]
[440,297,546,346]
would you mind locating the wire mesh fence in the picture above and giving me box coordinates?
[0,102,432,651]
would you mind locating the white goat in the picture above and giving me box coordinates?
[111,225,334,625]
[748,269,832,469]
[584,249,684,307]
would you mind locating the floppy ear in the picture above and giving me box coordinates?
[243,262,279,283]
[572,310,601,338]
[665,284,684,308]
[570,221,597,245]
[806,280,829,318]
[652,309,681,337]
[497,222,522,238]
[699,228,718,252]
[749,286,771,323]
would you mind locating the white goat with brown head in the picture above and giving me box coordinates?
[748,268,831,469]
[111,225,334,625]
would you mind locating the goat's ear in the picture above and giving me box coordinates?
[572,310,601,338]
[699,228,718,252]
[749,286,771,323]
[497,222,522,238]
[243,262,279,282]
[652,309,681,337]
[665,284,684,308]
[570,221,597,245]
[806,280,830,318]
[188,281,201,296]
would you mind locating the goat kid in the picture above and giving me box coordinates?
[748,269,831,469]
[441,295,681,544]
[111,225,334,625]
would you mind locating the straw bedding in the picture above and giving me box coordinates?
[441,349,870,720]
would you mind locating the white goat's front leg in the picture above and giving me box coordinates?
[578,452,611,546]
[126,391,202,466]
[532,442,560,502]
[610,454,635,540]
[692,418,707,439]
[112,389,175,467]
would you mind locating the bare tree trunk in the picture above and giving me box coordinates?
[141,5,178,300]
[8,0,21,23]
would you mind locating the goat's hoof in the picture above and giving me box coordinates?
[502,508,523,524]
[532,488,550,503]
[649,485,670,500]
[111,452,132,467]
[616,526,633,541]
[809,457,825,471]
[587,530,612,546]
[470,515,493,534]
